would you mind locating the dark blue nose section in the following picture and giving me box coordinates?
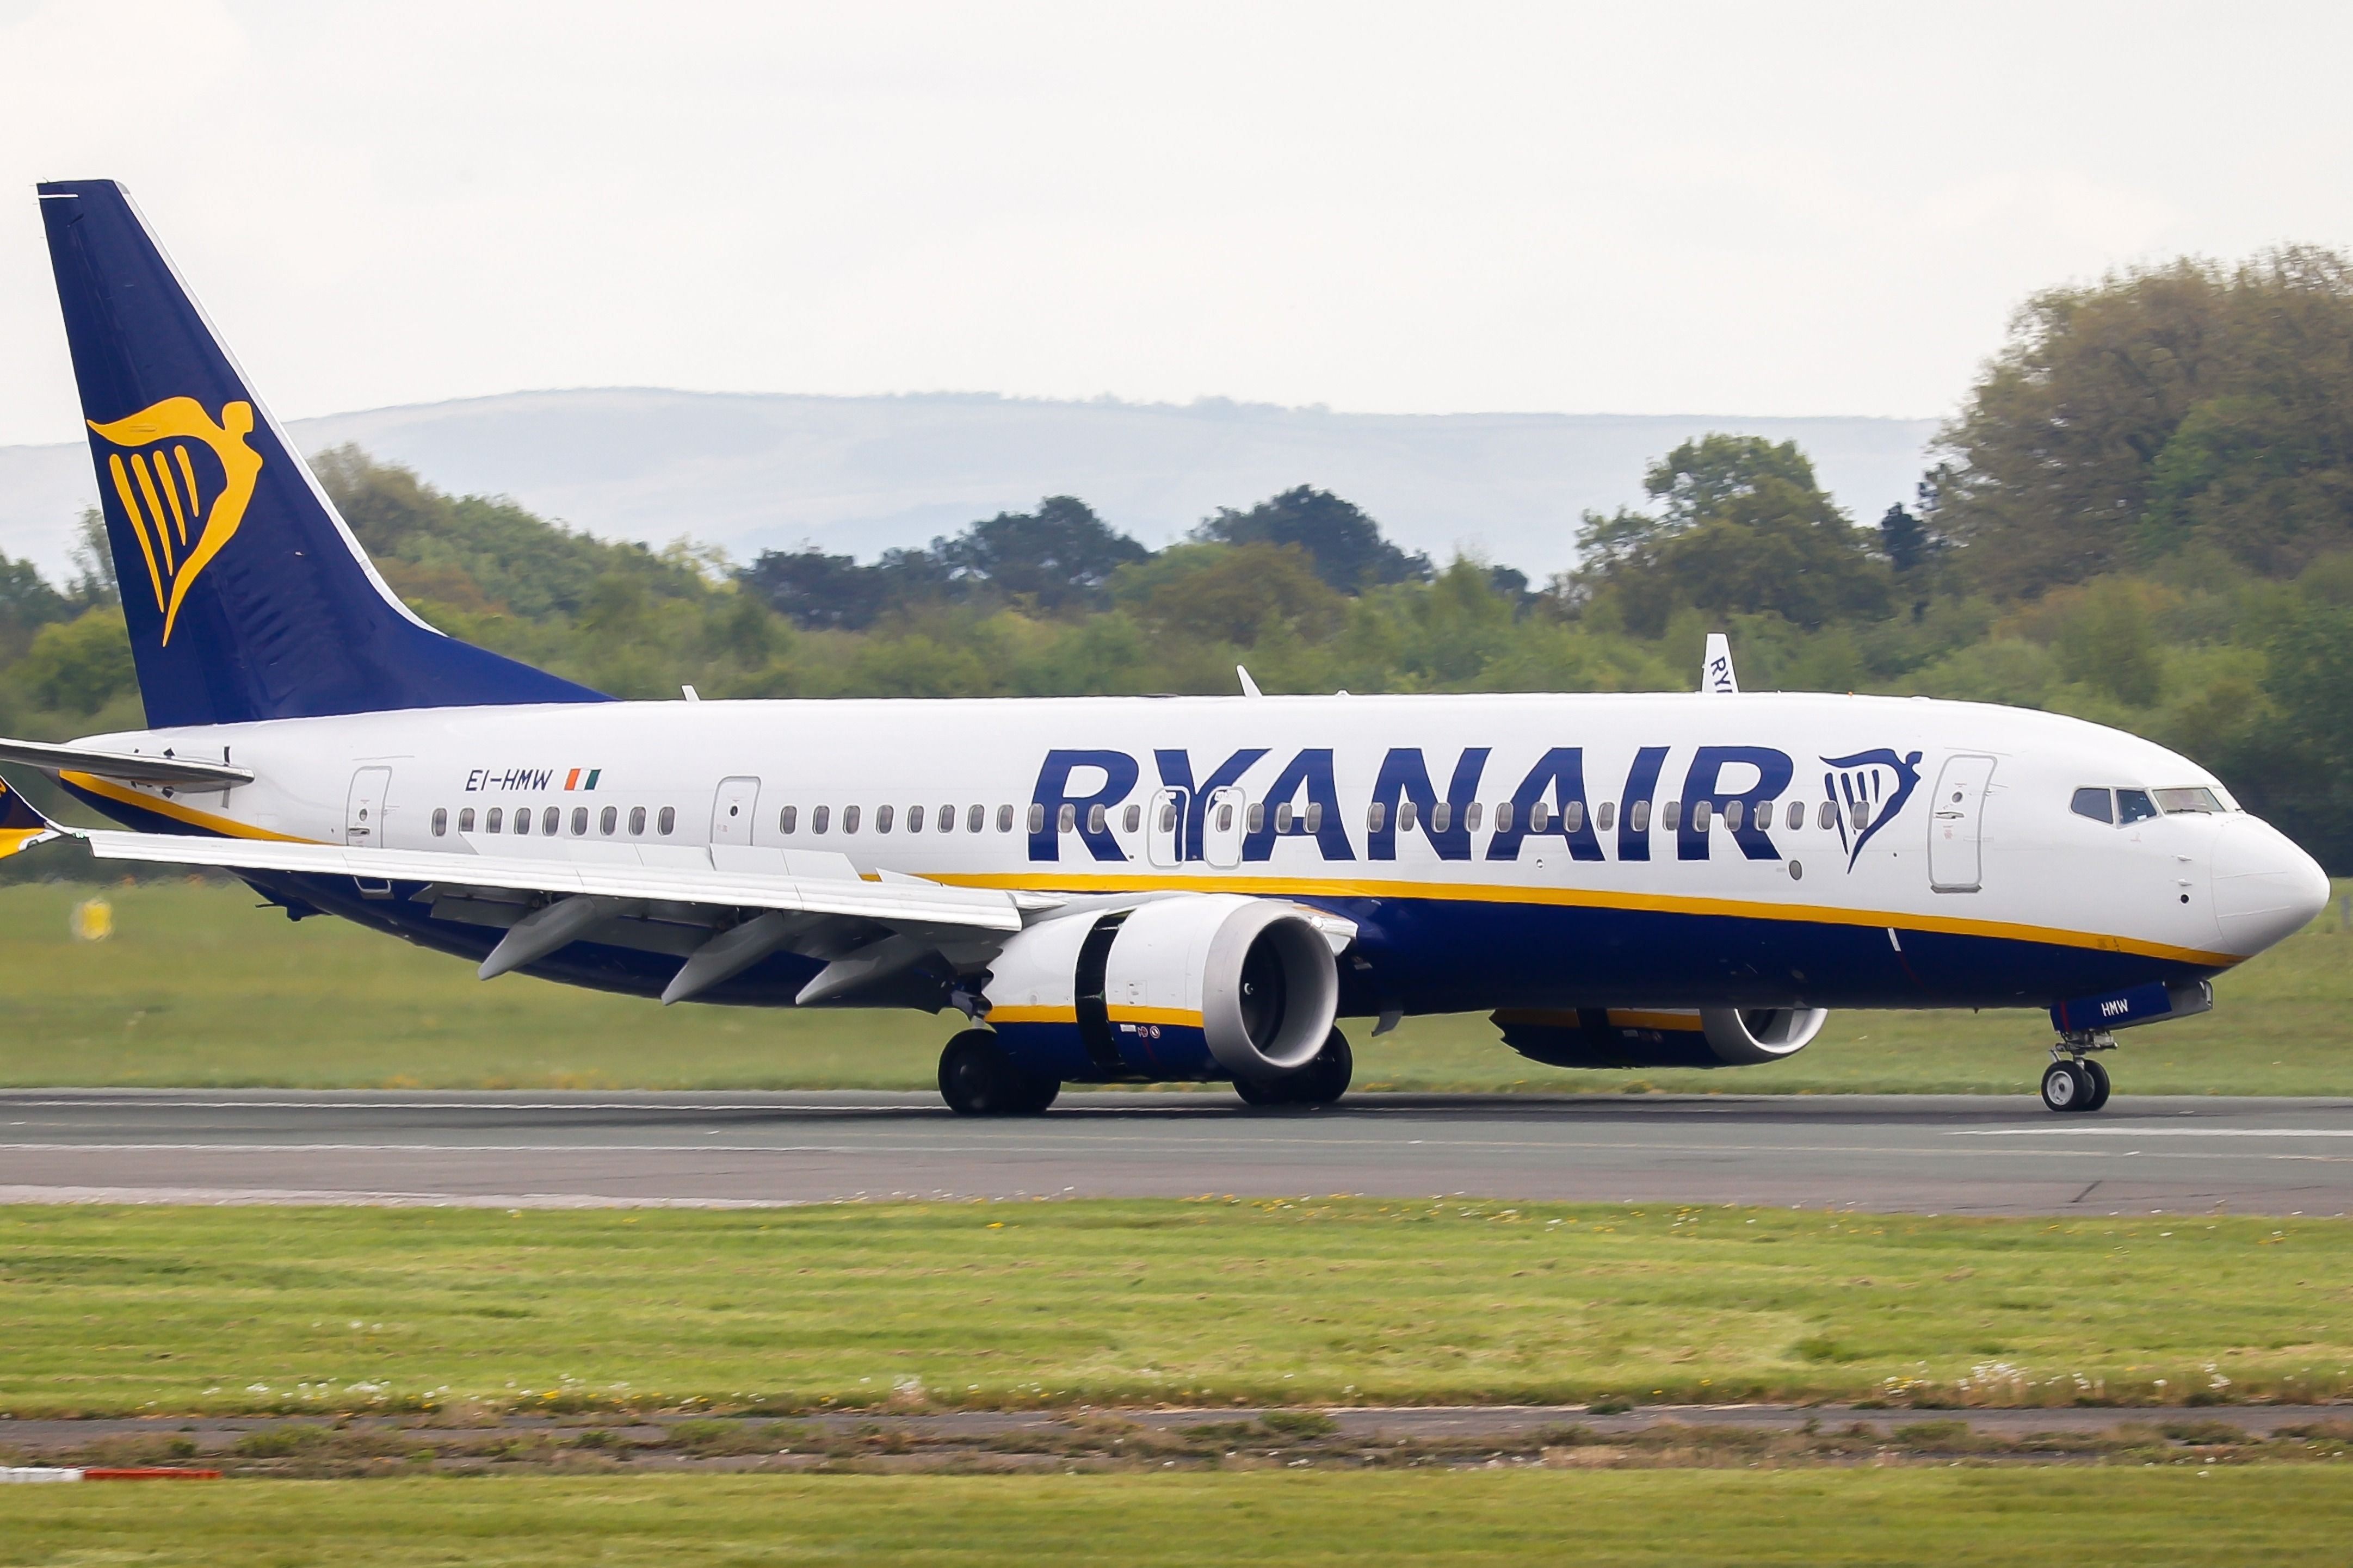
[38,180,603,727]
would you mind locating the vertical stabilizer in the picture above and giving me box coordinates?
[38,181,604,727]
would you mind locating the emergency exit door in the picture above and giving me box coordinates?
[1928,754,1996,893]
[711,776,762,846]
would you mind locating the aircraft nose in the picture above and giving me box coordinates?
[2210,816,2331,955]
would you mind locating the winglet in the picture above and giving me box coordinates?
[1701,633,1739,695]
[0,773,64,862]
[1236,665,1264,698]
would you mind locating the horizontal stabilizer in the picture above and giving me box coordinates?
[0,736,253,787]
[0,774,61,861]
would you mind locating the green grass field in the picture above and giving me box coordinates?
[0,879,2347,1094]
[3,1200,2347,1418]
[4,1471,2350,1566]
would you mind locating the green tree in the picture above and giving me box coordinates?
[1195,486,1430,593]
[17,608,135,714]
[1114,542,1343,647]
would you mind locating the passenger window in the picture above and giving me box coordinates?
[1529,801,1552,832]
[843,805,861,834]
[1216,803,1233,832]
[1396,800,1416,832]
[1596,802,1615,832]
[1661,800,1682,832]
[877,804,895,834]
[1492,801,1512,833]
[629,806,646,835]
[1464,802,1481,832]
[1561,801,1584,833]
[514,809,530,836]
[1029,803,1046,834]
[1247,803,1265,833]
[811,805,829,834]
[907,805,924,833]
[459,808,476,833]
[658,807,676,835]
[1691,801,1713,831]
[600,806,617,835]
[1159,801,1178,833]
[431,808,448,836]
[486,807,504,833]
[1088,803,1108,834]
[1367,801,1387,833]
[1123,803,1141,833]
[542,807,560,835]
[2070,788,2113,824]
[1430,802,1450,833]
[1851,800,1870,829]
[1629,801,1650,833]
[1274,803,1294,832]
[1305,802,1324,833]
[968,804,986,833]
[1786,800,1804,831]
[1817,800,1836,830]
[1724,800,1744,832]
[780,805,798,834]
[2117,789,2158,825]
[941,805,955,833]
[571,807,589,836]
[1057,803,1076,833]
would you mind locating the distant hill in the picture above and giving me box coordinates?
[0,388,1935,578]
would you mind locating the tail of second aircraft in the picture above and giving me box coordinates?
[36,180,604,728]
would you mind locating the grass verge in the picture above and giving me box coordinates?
[3,1471,2350,1566]
[2,879,2349,1093]
[3,1200,2348,1418]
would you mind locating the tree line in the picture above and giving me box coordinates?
[3,245,2351,869]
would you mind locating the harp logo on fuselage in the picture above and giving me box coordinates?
[86,397,264,646]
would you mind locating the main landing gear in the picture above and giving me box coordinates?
[2040,1031,2114,1114]
[938,1030,1060,1117]
[1233,1028,1354,1108]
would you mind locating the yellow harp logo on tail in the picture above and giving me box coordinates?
[87,398,264,646]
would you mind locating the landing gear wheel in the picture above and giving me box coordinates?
[2080,1057,2111,1112]
[938,1030,1059,1116]
[1232,1029,1353,1108]
[2040,1059,2092,1114]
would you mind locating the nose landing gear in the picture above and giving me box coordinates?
[2040,1032,2115,1113]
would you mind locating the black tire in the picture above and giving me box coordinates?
[1288,1028,1353,1105]
[2040,1059,2090,1113]
[1009,1073,1062,1115]
[940,1030,1018,1115]
[2080,1057,2111,1112]
[1232,1074,1293,1107]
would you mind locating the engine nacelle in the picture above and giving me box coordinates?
[983,895,1341,1083]
[1493,1006,1828,1070]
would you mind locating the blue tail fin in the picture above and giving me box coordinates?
[38,180,606,727]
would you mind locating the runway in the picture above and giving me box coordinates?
[2,1089,2350,1215]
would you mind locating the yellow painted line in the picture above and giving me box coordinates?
[1108,1006,1205,1029]
[987,1005,1077,1026]
[932,869,2240,969]
[61,772,318,843]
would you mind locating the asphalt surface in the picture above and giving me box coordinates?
[1,1089,2350,1214]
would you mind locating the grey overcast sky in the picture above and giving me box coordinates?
[2,1,2348,447]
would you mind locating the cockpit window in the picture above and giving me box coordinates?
[2153,786,2224,815]
[2070,788,2113,823]
[2116,789,2159,825]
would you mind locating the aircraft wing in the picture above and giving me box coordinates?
[77,829,1049,932]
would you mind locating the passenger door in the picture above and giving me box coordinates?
[1928,754,1996,893]
[345,767,392,846]
[711,776,762,846]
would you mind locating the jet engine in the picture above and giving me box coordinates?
[1493,1006,1827,1070]
[981,895,1345,1082]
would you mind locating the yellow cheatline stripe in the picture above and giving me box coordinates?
[131,452,175,573]
[61,772,319,842]
[106,454,166,611]
[932,869,2241,969]
[154,446,191,546]
[1108,1006,1205,1029]
[986,1005,1077,1026]
[0,827,48,860]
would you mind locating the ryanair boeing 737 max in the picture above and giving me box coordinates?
[0,181,2330,1115]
